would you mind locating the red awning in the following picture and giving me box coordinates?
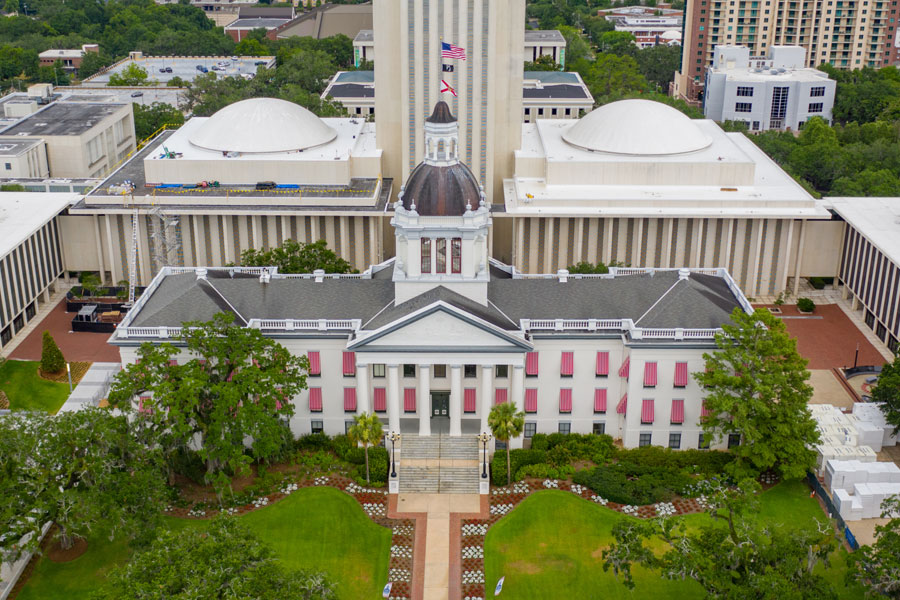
[701,400,711,418]
[308,351,321,376]
[342,351,356,376]
[525,352,539,376]
[403,388,416,412]
[616,393,627,414]
[373,387,386,412]
[524,388,538,413]
[168,359,178,366]
[343,387,357,412]
[594,388,607,413]
[464,388,476,412]
[641,398,655,423]
[618,356,630,379]
[495,388,508,405]
[644,362,658,387]
[596,351,609,376]
[670,399,684,424]
[560,351,574,376]
[309,387,323,412]
[674,362,689,387]
[559,388,572,413]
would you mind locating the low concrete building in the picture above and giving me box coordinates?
[38,44,99,71]
[0,138,49,179]
[0,193,75,352]
[704,46,836,131]
[321,70,594,124]
[830,197,900,354]
[0,101,135,179]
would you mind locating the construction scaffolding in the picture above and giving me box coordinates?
[148,205,181,273]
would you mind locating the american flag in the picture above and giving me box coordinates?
[442,41,466,60]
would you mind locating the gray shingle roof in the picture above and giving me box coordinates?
[128,268,741,333]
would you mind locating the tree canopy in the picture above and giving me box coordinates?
[603,478,839,599]
[92,517,338,600]
[107,62,152,86]
[133,101,184,139]
[694,307,819,480]
[0,408,168,561]
[849,496,900,598]
[239,239,355,274]
[488,402,525,485]
[871,354,900,436]
[108,313,308,495]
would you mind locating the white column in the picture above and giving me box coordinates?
[93,216,106,283]
[387,364,401,434]
[793,219,807,297]
[357,363,370,414]
[418,365,431,436]
[480,364,493,434]
[104,215,117,283]
[449,364,462,436]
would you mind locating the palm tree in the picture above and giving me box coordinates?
[348,412,384,484]
[488,402,525,485]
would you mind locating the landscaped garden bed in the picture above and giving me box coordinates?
[0,359,74,413]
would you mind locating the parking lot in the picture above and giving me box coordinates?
[83,55,275,86]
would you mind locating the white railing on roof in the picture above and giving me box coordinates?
[521,319,722,341]
[251,319,360,331]
[118,326,184,339]
[511,267,728,281]
[522,319,626,332]
[630,327,721,341]
[277,273,364,280]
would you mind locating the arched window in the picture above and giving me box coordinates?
[421,238,431,273]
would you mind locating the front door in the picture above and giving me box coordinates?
[431,391,450,418]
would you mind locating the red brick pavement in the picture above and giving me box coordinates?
[755,304,885,371]
[388,495,427,600]
[8,299,121,363]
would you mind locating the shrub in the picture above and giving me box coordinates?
[572,463,694,505]
[491,449,546,486]
[797,297,816,312]
[515,463,575,480]
[547,444,573,468]
[294,432,332,453]
[612,446,734,475]
[331,434,354,460]
[808,276,826,290]
[171,447,206,485]
[530,432,615,464]
[352,446,389,485]
[40,331,65,374]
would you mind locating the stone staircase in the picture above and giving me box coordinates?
[397,433,481,494]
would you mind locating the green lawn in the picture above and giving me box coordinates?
[484,481,865,599]
[17,487,391,600]
[0,360,70,413]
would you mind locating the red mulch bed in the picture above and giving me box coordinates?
[46,537,88,563]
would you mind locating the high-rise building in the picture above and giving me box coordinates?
[673,0,900,103]
[373,0,525,205]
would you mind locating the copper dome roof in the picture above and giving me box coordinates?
[401,161,481,216]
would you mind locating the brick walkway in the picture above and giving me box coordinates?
[755,303,886,370]
[7,299,121,363]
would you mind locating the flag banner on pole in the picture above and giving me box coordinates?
[382,582,392,598]
[442,41,467,60]
[442,64,454,72]
[494,576,505,596]
[441,79,458,97]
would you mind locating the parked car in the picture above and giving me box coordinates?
[230,56,239,61]
[254,60,267,66]
[210,65,221,71]
[164,66,173,73]
[196,65,208,73]
[130,91,143,97]
[217,60,230,67]
[158,67,167,73]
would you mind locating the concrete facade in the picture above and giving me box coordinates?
[704,45,836,130]
[0,139,49,179]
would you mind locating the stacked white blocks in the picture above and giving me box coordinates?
[826,460,900,521]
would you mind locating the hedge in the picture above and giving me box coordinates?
[515,463,574,481]
[572,463,694,505]
[491,449,547,486]
[530,433,616,464]
[613,446,734,476]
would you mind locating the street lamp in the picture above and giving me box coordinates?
[388,431,400,479]
[478,432,492,479]
[66,362,73,393]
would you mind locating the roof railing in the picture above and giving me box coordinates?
[521,318,722,340]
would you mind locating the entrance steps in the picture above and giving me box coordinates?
[397,434,481,494]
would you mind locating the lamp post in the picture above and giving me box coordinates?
[389,431,400,479]
[853,342,860,369]
[478,432,492,479]
[66,362,73,393]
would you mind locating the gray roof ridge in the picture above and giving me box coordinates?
[634,276,684,326]
[129,274,197,326]
[360,298,397,330]
[487,299,519,329]
[198,278,248,326]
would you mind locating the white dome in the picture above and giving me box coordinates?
[562,99,712,156]
[188,98,337,154]
[660,30,682,40]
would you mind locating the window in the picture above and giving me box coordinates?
[464,388,476,412]
[559,389,572,413]
[524,422,537,438]
[698,434,710,449]
[810,85,826,96]
[525,352,539,377]
[551,108,558,116]
[752,121,760,130]
[372,364,386,378]
[674,362,689,387]
[735,102,753,112]
[4,163,10,170]
[643,362,657,387]
[464,364,477,378]
[403,364,416,378]
[524,389,538,413]
[770,86,789,128]
[344,388,357,412]
[538,108,544,115]
[524,107,531,115]
[307,351,321,376]
[728,433,742,448]
[736,85,754,96]
[342,351,356,376]
[345,420,354,434]
[560,351,574,377]
[448,238,462,274]
[404,388,417,412]
[593,422,606,435]
[495,440,507,450]
[558,422,571,435]
[564,108,571,116]
[808,102,823,112]
[311,420,324,434]
[669,432,682,449]
[596,351,609,377]
[436,238,447,273]
[421,238,431,273]
[433,364,447,378]
[639,432,652,447]
[309,388,323,412]
[496,364,509,378]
